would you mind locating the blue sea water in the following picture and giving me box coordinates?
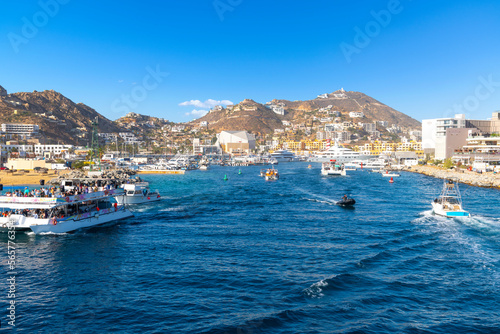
[1,162,499,333]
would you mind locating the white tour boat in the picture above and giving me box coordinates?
[431,178,470,218]
[115,182,161,205]
[321,161,346,176]
[0,188,133,234]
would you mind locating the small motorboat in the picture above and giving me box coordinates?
[431,178,470,217]
[336,196,356,207]
[382,171,400,177]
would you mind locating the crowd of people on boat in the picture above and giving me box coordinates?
[1,180,124,199]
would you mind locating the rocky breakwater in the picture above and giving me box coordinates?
[404,165,500,188]
[47,168,139,185]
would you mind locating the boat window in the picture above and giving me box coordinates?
[127,191,135,195]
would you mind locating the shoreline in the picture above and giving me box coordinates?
[0,170,73,187]
[402,165,500,189]
[1,166,499,189]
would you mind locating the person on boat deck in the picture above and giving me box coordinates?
[343,195,348,200]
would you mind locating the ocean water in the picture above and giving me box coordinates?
[1,162,499,333]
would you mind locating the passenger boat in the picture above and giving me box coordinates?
[321,161,346,176]
[0,188,133,234]
[431,178,470,218]
[115,182,161,205]
[264,168,279,181]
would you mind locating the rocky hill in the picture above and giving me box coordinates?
[192,99,284,135]
[190,90,420,135]
[273,89,420,129]
[0,85,122,145]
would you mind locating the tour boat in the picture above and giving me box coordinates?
[321,161,346,176]
[431,178,470,218]
[115,182,161,205]
[0,189,133,234]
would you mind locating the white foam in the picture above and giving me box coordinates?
[303,278,330,298]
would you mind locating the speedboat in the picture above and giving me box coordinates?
[321,161,346,176]
[115,182,161,205]
[0,188,133,234]
[431,178,470,218]
[381,171,400,177]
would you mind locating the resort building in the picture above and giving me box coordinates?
[423,112,500,160]
[216,131,256,155]
[1,123,39,138]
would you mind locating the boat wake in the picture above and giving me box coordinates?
[294,188,338,205]
[412,211,500,290]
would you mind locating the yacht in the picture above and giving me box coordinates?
[115,182,161,205]
[321,161,346,176]
[309,143,369,163]
[270,150,299,162]
[431,178,470,218]
[0,188,133,234]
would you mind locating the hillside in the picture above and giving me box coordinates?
[0,85,122,145]
[192,99,284,135]
[273,89,421,129]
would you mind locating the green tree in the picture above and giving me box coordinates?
[443,158,454,169]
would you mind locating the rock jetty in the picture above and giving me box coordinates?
[47,168,139,185]
[403,165,500,188]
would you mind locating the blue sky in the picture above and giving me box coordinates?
[1,0,500,123]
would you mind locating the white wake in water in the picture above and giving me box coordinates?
[294,188,338,205]
[413,210,500,290]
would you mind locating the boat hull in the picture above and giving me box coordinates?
[115,194,162,205]
[431,202,470,218]
[29,209,134,234]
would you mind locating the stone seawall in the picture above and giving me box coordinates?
[403,165,500,188]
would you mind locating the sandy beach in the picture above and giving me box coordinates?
[0,169,73,186]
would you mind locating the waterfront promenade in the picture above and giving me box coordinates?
[404,165,500,188]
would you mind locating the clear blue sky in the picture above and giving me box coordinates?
[1,0,500,123]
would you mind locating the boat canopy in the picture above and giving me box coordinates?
[0,189,125,209]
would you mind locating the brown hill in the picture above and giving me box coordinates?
[273,90,421,129]
[192,99,284,135]
[0,86,122,145]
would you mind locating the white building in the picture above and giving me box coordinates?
[361,123,376,132]
[317,93,328,99]
[349,112,364,118]
[34,144,73,155]
[1,123,39,137]
[272,106,285,115]
[422,114,467,158]
[216,131,256,155]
